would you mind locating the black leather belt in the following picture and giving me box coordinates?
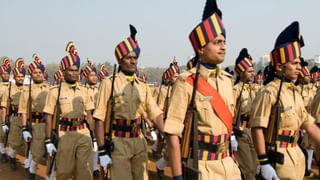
[198,141,229,153]
[277,135,296,143]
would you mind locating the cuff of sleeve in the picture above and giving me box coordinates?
[173,175,183,180]
[22,125,28,132]
[163,119,184,137]
[98,146,107,156]
[44,137,52,144]
[250,117,269,128]
[301,114,315,130]
[258,154,269,165]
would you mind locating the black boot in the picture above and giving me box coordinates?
[93,169,100,177]
[27,172,35,180]
[0,153,8,163]
[9,157,17,170]
[157,167,165,179]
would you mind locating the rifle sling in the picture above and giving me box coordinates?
[186,74,233,134]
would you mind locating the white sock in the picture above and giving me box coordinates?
[307,149,314,170]
[0,143,6,154]
[93,151,98,171]
[29,160,38,174]
[8,146,16,158]
[152,140,158,152]
[24,151,32,169]
[156,157,168,170]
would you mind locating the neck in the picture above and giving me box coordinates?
[121,70,135,76]
[87,82,96,86]
[65,79,76,84]
[16,82,23,87]
[275,75,292,83]
[2,80,9,82]
[34,80,43,84]
[200,62,217,69]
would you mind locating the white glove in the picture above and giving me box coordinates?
[151,131,157,141]
[93,141,98,152]
[256,164,279,180]
[2,124,9,133]
[46,143,57,157]
[231,135,238,152]
[23,131,32,142]
[99,154,112,171]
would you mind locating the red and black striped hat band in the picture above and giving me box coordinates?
[270,41,301,66]
[235,58,253,74]
[189,12,225,52]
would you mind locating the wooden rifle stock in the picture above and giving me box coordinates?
[181,110,193,159]
[265,105,277,144]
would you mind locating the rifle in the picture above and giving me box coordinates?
[100,64,116,180]
[4,82,12,147]
[181,61,201,179]
[232,80,245,137]
[264,65,286,168]
[26,77,32,159]
[156,85,171,155]
[47,81,62,176]
[156,83,163,105]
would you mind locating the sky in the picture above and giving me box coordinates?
[0,0,319,68]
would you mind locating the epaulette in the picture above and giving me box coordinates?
[178,70,193,82]
[220,70,233,79]
[49,85,59,90]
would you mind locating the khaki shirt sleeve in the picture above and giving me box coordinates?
[43,88,57,115]
[163,78,190,137]
[84,89,94,111]
[145,84,162,121]
[312,92,320,123]
[18,90,28,114]
[93,79,110,121]
[1,89,9,108]
[250,89,276,128]
[300,107,315,129]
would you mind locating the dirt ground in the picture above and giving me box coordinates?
[1,142,320,180]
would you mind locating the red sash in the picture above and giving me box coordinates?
[186,74,233,134]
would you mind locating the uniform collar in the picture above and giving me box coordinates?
[2,81,9,86]
[63,81,80,90]
[34,81,45,88]
[119,71,139,84]
[190,64,221,80]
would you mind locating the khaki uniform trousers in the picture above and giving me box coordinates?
[234,128,258,180]
[55,128,93,180]
[0,114,5,143]
[111,135,148,180]
[8,116,24,150]
[30,123,46,165]
[276,146,305,180]
[188,156,242,180]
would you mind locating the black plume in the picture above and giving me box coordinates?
[202,0,219,21]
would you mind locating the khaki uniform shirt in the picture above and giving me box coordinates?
[164,65,235,137]
[153,84,169,111]
[0,82,9,102]
[86,84,99,107]
[233,82,257,116]
[1,83,26,109]
[297,83,315,112]
[250,79,314,130]
[311,88,320,123]
[18,83,50,114]
[43,82,94,118]
[93,71,162,121]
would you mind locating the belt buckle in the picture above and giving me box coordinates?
[131,124,139,133]
[72,120,81,128]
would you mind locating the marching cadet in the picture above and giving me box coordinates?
[82,58,100,177]
[251,21,320,180]
[310,66,318,91]
[233,48,258,180]
[97,64,109,83]
[254,70,264,90]
[53,70,64,85]
[1,58,27,170]
[164,0,242,179]
[43,42,96,180]
[0,57,11,163]
[297,60,317,177]
[18,54,50,180]
[155,62,180,179]
[93,24,164,180]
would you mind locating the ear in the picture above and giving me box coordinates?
[197,47,205,58]
[274,63,282,73]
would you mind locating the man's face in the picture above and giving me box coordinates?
[1,72,10,81]
[241,67,254,83]
[31,68,44,83]
[303,75,311,83]
[198,34,226,65]
[255,75,263,84]
[120,51,137,74]
[87,71,97,84]
[64,65,79,82]
[14,73,25,84]
[170,73,179,84]
[276,58,301,81]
